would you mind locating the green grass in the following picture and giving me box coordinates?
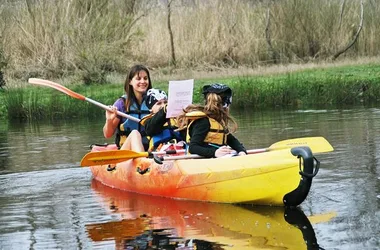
[225,64,380,107]
[2,63,380,121]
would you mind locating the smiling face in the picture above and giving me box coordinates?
[130,70,149,95]
[123,65,152,109]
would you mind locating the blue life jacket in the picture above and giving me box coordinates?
[115,95,150,148]
[150,128,183,148]
[139,111,184,151]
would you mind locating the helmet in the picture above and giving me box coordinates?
[202,83,232,108]
[145,88,168,109]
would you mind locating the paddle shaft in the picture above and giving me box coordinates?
[160,137,334,160]
[84,97,139,122]
[152,136,333,160]
[28,78,140,123]
[160,137,333,161]
[161,148,266,155]
[82,147,269,166]
[81,137,333,166]
[160,148,266,160]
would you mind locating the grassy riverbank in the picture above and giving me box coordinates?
[1,61,380,121]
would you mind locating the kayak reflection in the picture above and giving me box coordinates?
[87,179,322,250]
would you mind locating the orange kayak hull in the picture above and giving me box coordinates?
[89,145,317,206]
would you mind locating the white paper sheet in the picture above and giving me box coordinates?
[166,79,194,118]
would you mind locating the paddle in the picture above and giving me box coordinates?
[80,136,334,166]
[28,78,140,123]
[80,149,186,166]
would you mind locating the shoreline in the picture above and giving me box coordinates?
[1,59,380,120]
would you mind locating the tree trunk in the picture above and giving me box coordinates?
[332,0,364,60]
[167,0,176,67]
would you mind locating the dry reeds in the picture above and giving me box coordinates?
[0,0,379,82]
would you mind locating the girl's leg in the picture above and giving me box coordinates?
[120,130,145,152]
[121,130,151,171]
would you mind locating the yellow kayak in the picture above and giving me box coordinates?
[88,144,320,206]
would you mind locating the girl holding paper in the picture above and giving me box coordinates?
[142,80,193,151]
[140,90,186,152]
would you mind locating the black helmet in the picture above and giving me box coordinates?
[202,83,232,107]
[145,88,167,109]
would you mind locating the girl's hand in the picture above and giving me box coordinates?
[106,106,118,121]
[214,146,236,158]
[238,151,247,156]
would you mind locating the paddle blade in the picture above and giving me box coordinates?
[80,150,149,167]
[269,137,334,153]
[28,78,86,101]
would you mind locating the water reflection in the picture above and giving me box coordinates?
[88,179,322,250]
[0,121,9,172]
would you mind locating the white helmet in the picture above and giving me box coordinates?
[146,88,167,109]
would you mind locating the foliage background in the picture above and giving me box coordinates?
[0,0,378,84]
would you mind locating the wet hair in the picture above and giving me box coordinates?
[123,64,152,112]
[177,92,237,133]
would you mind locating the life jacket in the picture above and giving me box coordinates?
[185,111,229,146]
[140,112,183,151]
[116,95,150,148]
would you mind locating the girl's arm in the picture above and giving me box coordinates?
[143,107,168,136]
[103,108,120,138]
[103,98,124,138]
[227,134,247,155]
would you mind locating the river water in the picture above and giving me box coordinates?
[0,106,379,250]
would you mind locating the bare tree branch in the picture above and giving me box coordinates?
[167,0,176,67]
[25,0,36,37]
[332,0,364,60]
[265,7,279,63]
[338,0,346,31]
